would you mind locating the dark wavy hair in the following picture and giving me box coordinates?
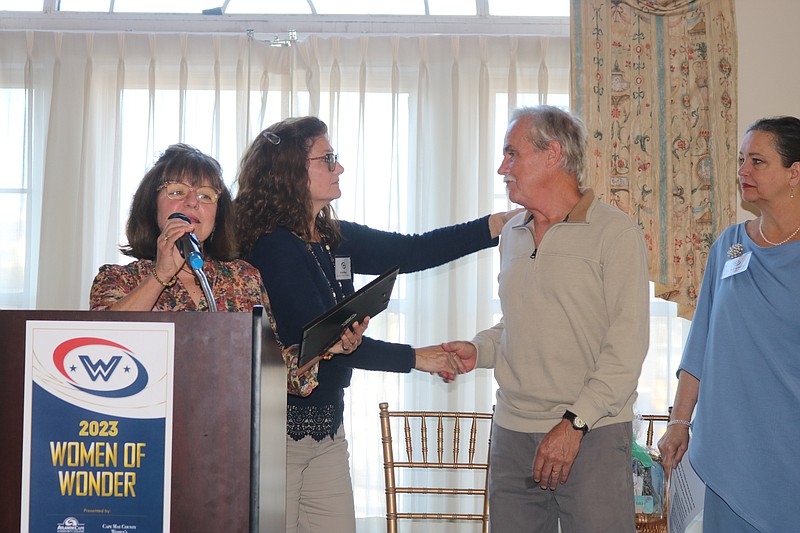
[121,143,237,261]
[747,116,800,168]
[234,116,341,257]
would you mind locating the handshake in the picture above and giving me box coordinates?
[413,341,478,383]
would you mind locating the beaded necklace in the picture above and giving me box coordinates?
[304,237,345,303]
[758,218,800,247]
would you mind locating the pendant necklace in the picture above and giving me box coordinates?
[180,261,215,288]
[758,218,800,246]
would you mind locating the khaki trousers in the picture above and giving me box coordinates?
[285,425,356,533]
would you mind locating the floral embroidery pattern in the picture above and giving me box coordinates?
[573,0,738,319]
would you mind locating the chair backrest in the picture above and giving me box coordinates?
[640,414,670,448]
[378,402,494,533]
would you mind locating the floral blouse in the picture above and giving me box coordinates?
[90,258,266,312]
[89,258,319,396]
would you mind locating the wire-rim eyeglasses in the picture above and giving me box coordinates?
[307,153,339,172]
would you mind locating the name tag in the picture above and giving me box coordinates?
[721,251,751,279]
[334,256,352,281]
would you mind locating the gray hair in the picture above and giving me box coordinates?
[510,106,587,181]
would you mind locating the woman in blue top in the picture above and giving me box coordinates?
[234,116,511,533]
[658,116,800,533]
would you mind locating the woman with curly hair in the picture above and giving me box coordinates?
[234,116,512,533]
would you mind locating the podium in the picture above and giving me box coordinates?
[0,308,286,533]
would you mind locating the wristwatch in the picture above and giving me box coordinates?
[563,410,588,435]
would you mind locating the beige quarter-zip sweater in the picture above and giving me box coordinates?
[472,189,650,433]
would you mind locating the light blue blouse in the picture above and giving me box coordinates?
[680,222,800,533]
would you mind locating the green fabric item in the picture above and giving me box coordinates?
[632,436,654,467]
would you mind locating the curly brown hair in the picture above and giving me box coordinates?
[234,116,341,257]
[122,143,237,261]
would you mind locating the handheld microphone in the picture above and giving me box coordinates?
[167,212,204,270]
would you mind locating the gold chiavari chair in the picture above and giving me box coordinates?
[378,402,494,533]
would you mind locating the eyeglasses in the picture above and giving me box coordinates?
[307,152,339,172]
[157,181,221,205]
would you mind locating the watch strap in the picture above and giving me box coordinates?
[563,410,588,434]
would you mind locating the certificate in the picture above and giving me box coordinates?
[298,266,399,371]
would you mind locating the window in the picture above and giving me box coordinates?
[0,0,42,11]
[0,86,37,309]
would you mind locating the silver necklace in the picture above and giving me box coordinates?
[758,218,800,246]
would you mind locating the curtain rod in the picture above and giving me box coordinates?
[0,13,569,38]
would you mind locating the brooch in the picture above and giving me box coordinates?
[727,243,744,259]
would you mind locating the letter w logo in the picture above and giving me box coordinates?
[78,355,123,382]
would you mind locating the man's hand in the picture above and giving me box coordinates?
[438,341,478,382]
[531,419,584,490]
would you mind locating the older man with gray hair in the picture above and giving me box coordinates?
[443,105,650,532]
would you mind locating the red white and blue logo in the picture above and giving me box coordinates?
[52,337,149,398]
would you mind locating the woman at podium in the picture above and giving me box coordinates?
[234,116,512,533]
[89,144,264,312]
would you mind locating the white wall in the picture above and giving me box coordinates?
[735,0,800,220]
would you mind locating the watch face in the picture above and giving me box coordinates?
[563,410,587,433]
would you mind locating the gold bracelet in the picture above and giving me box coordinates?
[152,269,176,287]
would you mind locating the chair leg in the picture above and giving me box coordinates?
[379,402,398,533]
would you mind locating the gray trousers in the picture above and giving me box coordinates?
[488,421,635,533]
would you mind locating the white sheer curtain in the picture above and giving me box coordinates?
[0,31,269,309]
[0,29,569,530]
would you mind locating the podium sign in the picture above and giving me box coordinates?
[21,321,175,532]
